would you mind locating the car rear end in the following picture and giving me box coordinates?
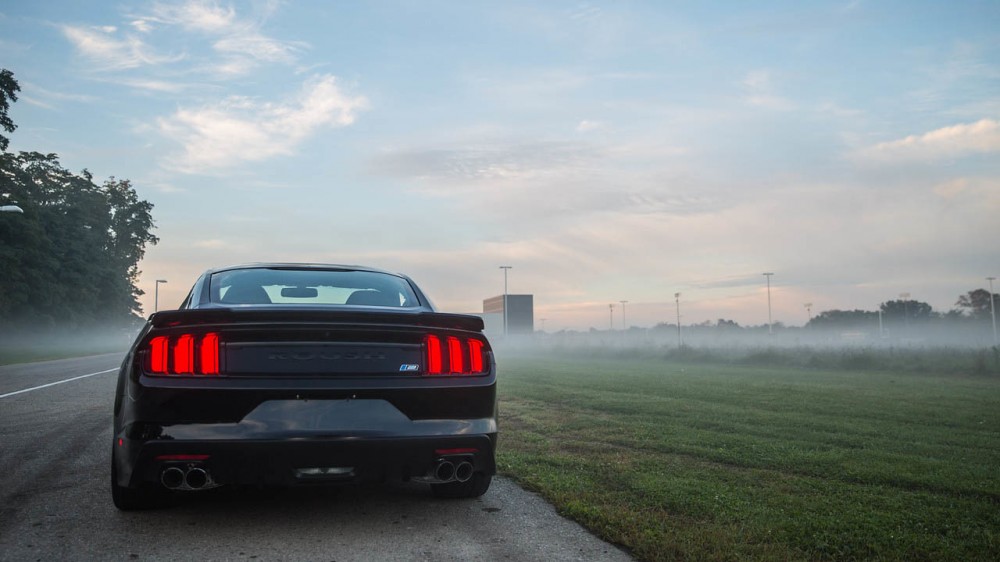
[111,266,497,509]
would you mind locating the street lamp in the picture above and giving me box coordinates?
[619,300,628,330]
[988,276,998,346]
[154,279,167,313]
[540,318,547,332]
[763,273,774,335]
[675,292,682,347]
[608,303,614,331]
[499,266,512,337]
[804,302,813,325]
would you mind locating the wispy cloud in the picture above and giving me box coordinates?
[60,24,181,70]
[742,70,794,110]
[18,82,97,110]
[860,118,1000,161]
[61,1,303,78]
[143,0,238,33]
[155,74,368,173]
[136,0,304,75]
[371,138,720,220]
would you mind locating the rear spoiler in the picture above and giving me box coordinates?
[149,307,485,332]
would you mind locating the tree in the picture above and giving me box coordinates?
[0,69,19,151]
[807,309,878,330]
[955,289,999,321]
[0,152,158,328]
[880,299,935,325]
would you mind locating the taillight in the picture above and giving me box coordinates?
[146,333,221,376]
[425,335,443,374]
[447,336,464,374]
[424,334,487,376]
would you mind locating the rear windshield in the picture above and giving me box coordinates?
[209,268,419,307]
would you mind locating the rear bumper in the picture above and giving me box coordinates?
[114,398,497,488]
[117,433,496,488]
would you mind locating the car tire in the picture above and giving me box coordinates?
[111,450,168,511]
[431,472,492,499]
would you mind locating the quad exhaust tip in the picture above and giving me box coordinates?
[455,461,473,483]
[434,461,455,482]
[160,465,214,490]
[160,467,185,489]
[185,467,208,489]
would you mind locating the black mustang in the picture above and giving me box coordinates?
[112,264,497,510]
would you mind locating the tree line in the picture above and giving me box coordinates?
[1,69,158,332]
[803,292,997,332]
[641,290,998,338]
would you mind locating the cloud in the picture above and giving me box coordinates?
[61,24,180,70]
[138,0,303,74]
[18,82,97,109]
[155,74,368,173]
[742,69,794,110]
[114,78,192,93]
[371,138,722,222]
[860,118,1000,161]
[140,0,236,33]
[576,120,603,133]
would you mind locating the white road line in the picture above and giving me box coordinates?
[0,368,117,399]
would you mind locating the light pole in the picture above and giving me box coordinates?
[675,292,682,347]
[619,300,628,330]
[763,273,774,335]
[988,276,998,346]
[608,304,614,330]
[540,318,547,332]
[154,279,168,313]
[804,302,813,325]
[499,266,512,337]
[878,306,884,339]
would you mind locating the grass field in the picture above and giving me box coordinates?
[496,352,1000,561]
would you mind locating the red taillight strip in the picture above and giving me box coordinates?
[447,336,464,374]
[469,339,484,372]
[149,336,168,373]
[147,333,221,376]
[425,335,443,374]
[201,333,219,375]
[174,334,194,374]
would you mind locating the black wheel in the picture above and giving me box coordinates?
[431,472,492,499]
[111,450,169,511]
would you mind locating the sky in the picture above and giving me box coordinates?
[2,0,998,331]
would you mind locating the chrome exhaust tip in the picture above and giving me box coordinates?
[454,461,473,483]
[185,467,209,489]
[434,461,455,482]
[160,466,185,489]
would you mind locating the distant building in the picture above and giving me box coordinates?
[483,294,534,337]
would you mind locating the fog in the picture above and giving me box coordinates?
[0,323,138,363]
[487,317,1000,375]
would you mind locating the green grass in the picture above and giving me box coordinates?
[496,353,1000,561]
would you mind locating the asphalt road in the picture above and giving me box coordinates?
[0,354,633,561]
